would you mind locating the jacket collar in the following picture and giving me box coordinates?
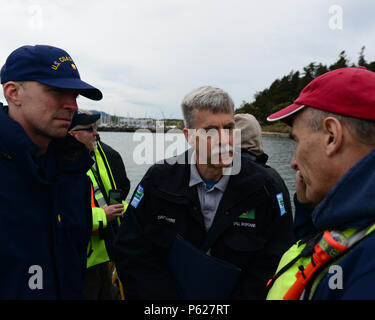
[0,105,40,157]
[188,152,230,193]
[147,149,275,235]
[312,148,375,231]
[150,149,270,208]
[0,105,92,180]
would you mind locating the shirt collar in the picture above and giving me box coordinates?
[189,152,230,192]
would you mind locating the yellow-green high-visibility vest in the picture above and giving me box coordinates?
[266,223,375,300]
[86,141,128,268]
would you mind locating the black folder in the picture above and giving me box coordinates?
[168,234,241,300]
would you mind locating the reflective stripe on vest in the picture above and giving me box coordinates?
[94,141,117,193]
[93,181,107,207]
[267,223,375,300]
[87,140,117,207]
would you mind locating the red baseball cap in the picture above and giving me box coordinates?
[267,67,375,125]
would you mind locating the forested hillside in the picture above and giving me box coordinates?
[236,47,374,126]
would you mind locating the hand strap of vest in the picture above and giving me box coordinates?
[265,233,321,294]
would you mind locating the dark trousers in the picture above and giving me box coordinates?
[83,262,114,300]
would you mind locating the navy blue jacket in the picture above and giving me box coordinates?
[241,150,292,216]
[115,150,294,299]
[0,105,93,299]
[294,148,375,299]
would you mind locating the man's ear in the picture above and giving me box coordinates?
[322,117,343,156]
[3,82,23,107]
[183,128,195,147]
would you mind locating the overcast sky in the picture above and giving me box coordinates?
[0,0,374,119]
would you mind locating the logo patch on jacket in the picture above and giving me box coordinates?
[235,209,256,227]
[239,209,255,220]
[130,185,144,208]
[276,193,286,216]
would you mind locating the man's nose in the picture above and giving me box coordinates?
[63,92,78,111]
[219,129,230,145]
[290,151,298,171]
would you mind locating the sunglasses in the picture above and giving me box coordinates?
[72,126,97,133]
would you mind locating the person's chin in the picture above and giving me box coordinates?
[210,161,231,169]
[305,188,322,207]
[50,128,69,139]
[219,154,233,166]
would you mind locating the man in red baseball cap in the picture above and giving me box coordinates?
[266,67,375,300]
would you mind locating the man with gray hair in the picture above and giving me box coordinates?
[115,86,294,299]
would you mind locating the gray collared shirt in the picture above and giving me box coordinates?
[189,163,230,231]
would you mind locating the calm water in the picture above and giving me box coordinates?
[99,132,296,203]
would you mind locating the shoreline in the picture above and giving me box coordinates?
[98,127,290,138]
[261,131,290,138]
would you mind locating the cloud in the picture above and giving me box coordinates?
[1,0,375,119]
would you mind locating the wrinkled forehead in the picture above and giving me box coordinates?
[71,123,96,131]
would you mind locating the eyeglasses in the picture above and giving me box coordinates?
[72,126,97,133]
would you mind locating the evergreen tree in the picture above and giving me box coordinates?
[329,50,349,70]
[235,48,375,127]
[297,62,316,93]
[316,63,329,77]
[358,46,368,67]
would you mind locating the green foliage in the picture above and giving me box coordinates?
[262,122,291,134]
[236,47,375,126]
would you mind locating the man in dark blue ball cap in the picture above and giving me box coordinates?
[0,44,103,299]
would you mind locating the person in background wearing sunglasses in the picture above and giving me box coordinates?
[69,110,130,300]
